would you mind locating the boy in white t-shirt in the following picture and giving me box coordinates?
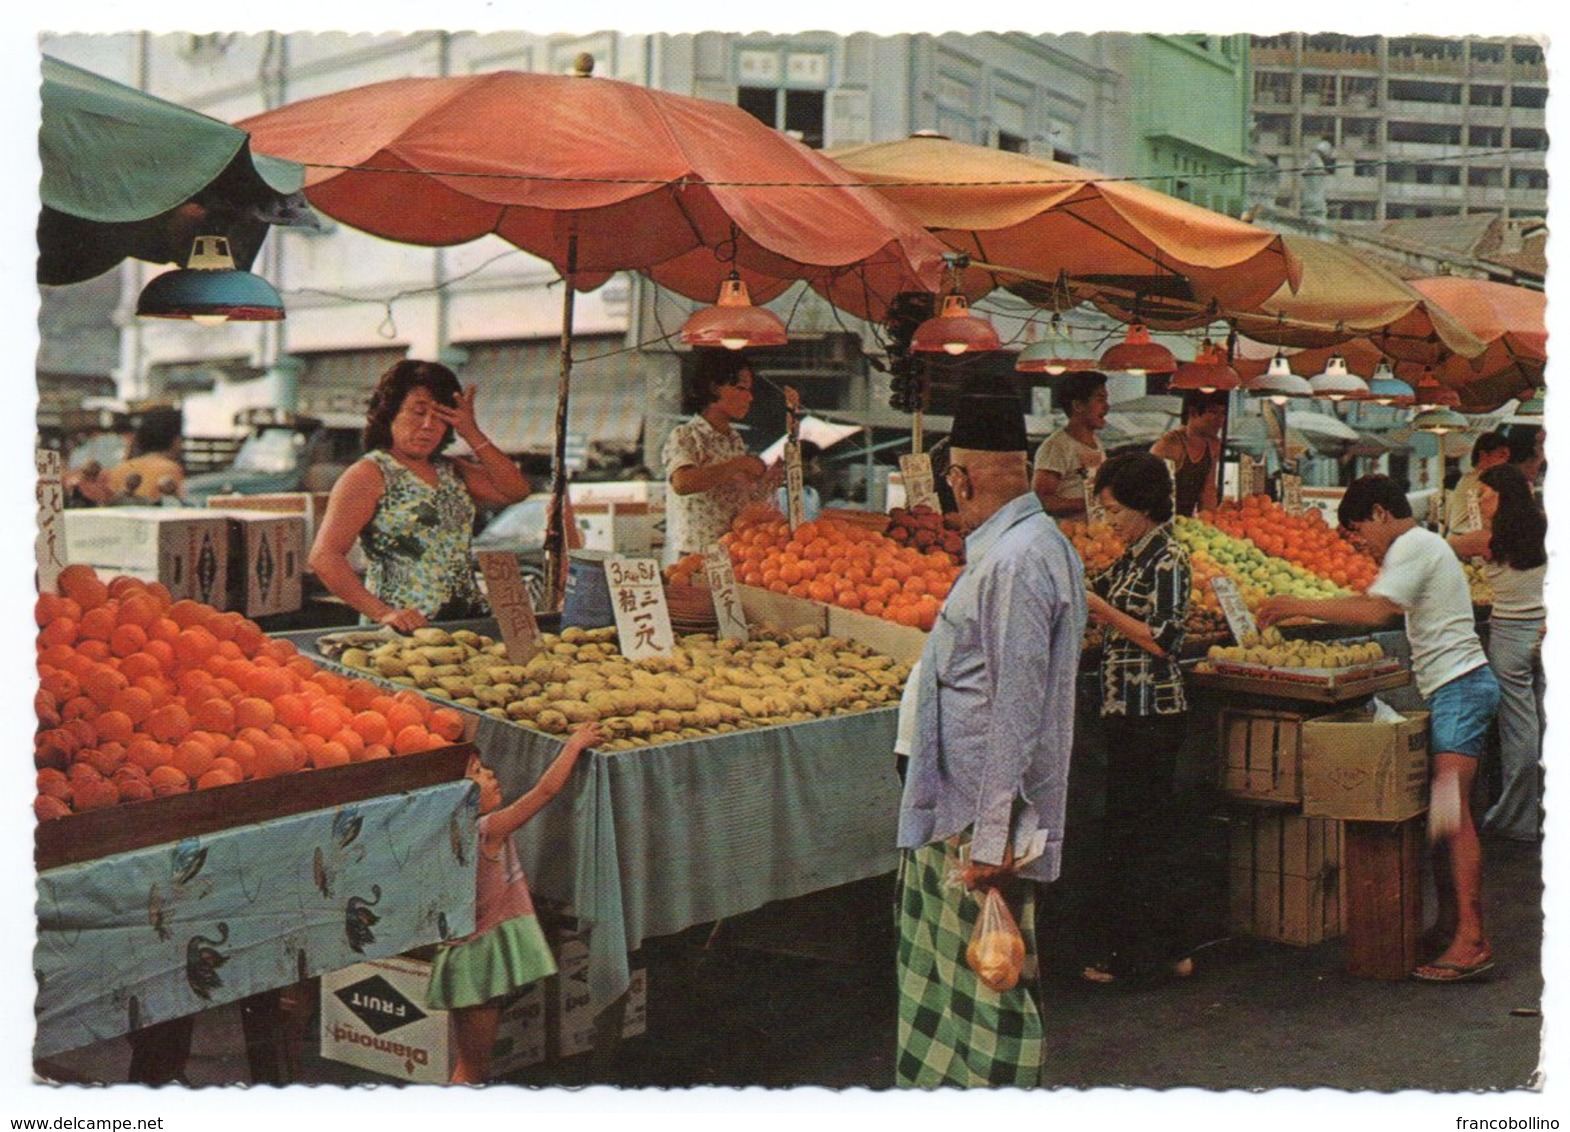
[1257,475,1501,985]
[1032,370,1108,518]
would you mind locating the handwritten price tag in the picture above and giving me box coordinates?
[35,448,65,592]
[1211,575,1258,644]
[784,441,806,532]
[1280,472,1304,517]
[703,543,750,641]
[899,453,939,512]
[1083,476,1107,525]
[476,551,544,663]
[607,555,675,659]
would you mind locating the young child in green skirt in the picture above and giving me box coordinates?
[428,722,602,1083]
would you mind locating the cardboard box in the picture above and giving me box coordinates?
[1302,708,1430,821]
[220,510,307,617]
[551,925,648,1058]
[1218,707,1317,804]
[320,954,545,1084]
[62,507,229,608]
[206,492,329,545]
[1228,810,1343,946]
[574,501,663,555]
[569,480,666,508]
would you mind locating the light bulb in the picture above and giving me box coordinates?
[190,313,229,327]
[720,337,748,351]
[942,342,968,356]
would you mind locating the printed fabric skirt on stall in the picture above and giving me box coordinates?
[895,837,1043,1088]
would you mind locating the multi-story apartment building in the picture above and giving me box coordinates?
[1249,33,1548,224]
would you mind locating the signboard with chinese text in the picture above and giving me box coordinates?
[606,555,676,659]
[898,453,939,512]
[1211,576,1258,644]
[36,448,65,591]
[1280,472,1304,517]
[476,551,544,663]
[784,441,805,531]
[704,543,750,641]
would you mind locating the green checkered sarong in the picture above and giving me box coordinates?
[895,839,1044,1088]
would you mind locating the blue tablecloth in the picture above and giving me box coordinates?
[35,779,477,1058]
[281,623,905,1014]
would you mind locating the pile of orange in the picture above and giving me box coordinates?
[1199,495,1379,592]
[34,565,465,821]
[723,515,959,630]
[1057,519,1124,578]
[664,553,710,588]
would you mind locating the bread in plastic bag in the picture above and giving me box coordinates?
[967,887,1026,992]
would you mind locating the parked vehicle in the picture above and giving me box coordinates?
[183,409,360,505]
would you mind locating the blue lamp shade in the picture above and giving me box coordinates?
[137,236,285,323]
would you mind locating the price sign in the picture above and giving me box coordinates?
[899,453,940,512]
[606,555,676,659]
[1238,454,1257,501]
[1280,472,1304,516]
[703,542,750,641]
[476,551,544,663]
[1083,475,1107,525]
[1161,457,1179,518]
[1465,487,1483,532]
[35,448,65,592]
[1211,575,1258,644]
[783,440,806,532]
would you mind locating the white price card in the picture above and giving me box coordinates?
[1211,575,1259,644]
[476,551,544,663]
[899,453,939,512]
[606,555,676,659]
[1161,457,1178,518]
[35,448,65,592]
[1237,453,1257,501]
[1280,472,1304,517]
[703,542,750,641]
[1465,487,1483,533]
[784,440,806,532]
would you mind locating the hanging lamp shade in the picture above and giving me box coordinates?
[911,292,1001,355]
[1515,388,1545,419]
[1412,372,1463,409]
[1098,322,1176,375]
[680,274,788,350]
[136,235,285,324]
[1015,340,1101,375]
[1367,361,1416,407]
[1410,406,1470,434]
[1247,351,1313,401]
[1168,341,1241,392]
[1308,354,1369,401]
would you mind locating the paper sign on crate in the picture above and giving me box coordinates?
[704,542,750,641]
[1281,472,1304,516]
[477,551,545,663]
[607,555,675,659]
[1211,576,1258,644]
[35,448,66,592]
[784,441,806,531]
[898,453,939,512]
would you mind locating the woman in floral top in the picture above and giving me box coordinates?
[1080,450,1198,984]
[311,360,530,631]
[661,351,781,565]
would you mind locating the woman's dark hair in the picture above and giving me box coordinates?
[1180,389,1230,422]
[683,351,754,414]
[1481,462,1547,571]
[1052,370,1107,415]
[363,360,462,452]
[1094,450,1173,523]
[1338,474,1412,525]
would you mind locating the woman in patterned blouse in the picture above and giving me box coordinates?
[1080,450,1198,984]
[311,360,530,632]
[661,351,782,565]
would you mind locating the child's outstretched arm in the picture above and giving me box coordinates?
[486,723,602,844]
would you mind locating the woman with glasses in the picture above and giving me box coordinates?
[311,359,529,632]
[1079,450,1198,984]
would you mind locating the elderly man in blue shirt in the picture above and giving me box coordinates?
[894,387,1087,1088]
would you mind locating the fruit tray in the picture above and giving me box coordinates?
[36,743,474,871]
[1205,657,1405,686]
[1188,662,1410,703]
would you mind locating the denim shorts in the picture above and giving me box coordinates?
[1427,664,1502,758]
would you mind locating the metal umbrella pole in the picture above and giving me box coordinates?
[544,233,578,612]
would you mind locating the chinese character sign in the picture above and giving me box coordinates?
[35,448,65,592]
[899,453,939,512]
[784,441,806,532]
[476,551,543,663]
[607,556,675,659]
[703,543,750,641]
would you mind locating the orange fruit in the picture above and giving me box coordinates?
[167,600,210,629]
[392,725,435,755]
[191,696,236,734]
[118,651,163,682]
[261,638,299,665]
[147,618,182,645]
[71,776,121,811]
[331,728,366,759]
[174,628,218,669]
[231,619,267,656]
[383,701,424,736]
[116,593,161,629]
[429,708,465,743]
[177,669,216,699]
[56,565,109,611]
[350,711,392,747]
[75,639,112,662]
[148,765,190,796]
[81,665,129,708]
[313,740,351,769]
[244,665,294,702]
[196,768,241,790]
[207,611,243,641]
[307,704,346,740]
[108,686,155,724]
[172,738,217,780]
[234,697,276,731]
[210,756,244,780]
[145,703,193,744]
[356,743,392,763]
[126,737,172,772]
[38,617,79,650]
[108,622,149,658]
[36,768,72,800]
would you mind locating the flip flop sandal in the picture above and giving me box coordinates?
[1411,957,1496,983]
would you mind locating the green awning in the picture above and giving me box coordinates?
[39,55,309,285]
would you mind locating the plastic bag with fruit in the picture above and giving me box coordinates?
[966,887,1026,992]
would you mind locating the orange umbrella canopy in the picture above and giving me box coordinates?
[827,133,1299,316]
[239,71,946,320]
[1230,236,1486,361]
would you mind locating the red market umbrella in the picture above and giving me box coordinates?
[240,67,948,598]
[827,133,1301,320]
